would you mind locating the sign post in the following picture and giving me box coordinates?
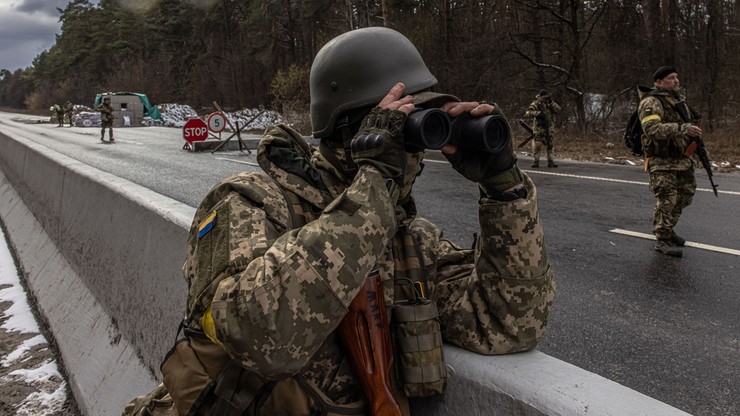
[182,118,208,150]
[209,101,251,154]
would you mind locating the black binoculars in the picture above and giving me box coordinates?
[404,109,511,154]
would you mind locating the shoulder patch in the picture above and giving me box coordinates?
[197,210,217,239]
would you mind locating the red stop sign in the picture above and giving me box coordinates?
[182,118,209,143]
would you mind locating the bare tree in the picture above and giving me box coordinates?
[508,0,608,129]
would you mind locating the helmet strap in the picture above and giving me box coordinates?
[336,116,358,176]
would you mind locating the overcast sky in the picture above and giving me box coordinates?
[0,0,76,72]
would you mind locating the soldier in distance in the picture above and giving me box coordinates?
[97,96,114,142]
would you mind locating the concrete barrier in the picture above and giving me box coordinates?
[0,131,194,415]
[0,131,692,416]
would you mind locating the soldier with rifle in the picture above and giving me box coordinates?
[638,65,712,257]
[124,27,556,416]
[524,89,561,168]
[97,95,115,142]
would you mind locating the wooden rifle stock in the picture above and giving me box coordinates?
[338,270,401,416]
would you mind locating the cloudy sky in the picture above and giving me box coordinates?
[0,0,76,71]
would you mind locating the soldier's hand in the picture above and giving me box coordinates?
[350,83,413,195]
[687,124,702,137]
[440,102,520,193]
[377,82,415,115]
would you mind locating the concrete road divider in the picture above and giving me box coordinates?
[0,131,692,416]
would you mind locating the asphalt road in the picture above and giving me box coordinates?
[1,112,738,416]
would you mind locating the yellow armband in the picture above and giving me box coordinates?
[201,306,222,346]
[641,114,661,124]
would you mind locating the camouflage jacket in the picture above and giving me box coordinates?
[182,123,556,407]
[637,87,700,171]
[524,97,560,134]
[98,102,113,122]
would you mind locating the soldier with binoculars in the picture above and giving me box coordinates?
[126,27,555,416]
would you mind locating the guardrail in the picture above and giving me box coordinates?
[0,131,692,416]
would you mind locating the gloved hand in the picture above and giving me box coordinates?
[443,131,522,197]
[350,106,407,188]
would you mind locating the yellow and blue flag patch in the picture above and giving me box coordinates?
[198,210,217,239]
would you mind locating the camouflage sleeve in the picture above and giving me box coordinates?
[523,101,540,117]
[210,166,397,379]
[550,101,561,114]
[638,96,691,141]
[433,174,555,355]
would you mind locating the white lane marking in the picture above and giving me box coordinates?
[522,169,739,196]
[116,139,144,145]
[423,161,738,196]
[100,139,144,145]
[523,169,648,185]
[215,157,260,167]
[609,228,740,256]
[423,158,448,164]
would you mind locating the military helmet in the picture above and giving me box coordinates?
[310,27,438,139]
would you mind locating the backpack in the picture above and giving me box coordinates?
[624,86,670,157]
[624,110,644,156]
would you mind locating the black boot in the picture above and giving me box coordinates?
[670,231,686,247]
[655,239,683,257]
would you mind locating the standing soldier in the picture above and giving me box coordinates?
[52,104,64,127]
[638,66,701,257]
[524,89,561,168]
[97,96,114,142]
[65,100,74,127]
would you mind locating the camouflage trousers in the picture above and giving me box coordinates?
[532,132,554,162]
[649,168,696,240]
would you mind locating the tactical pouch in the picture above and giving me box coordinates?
[392,300,447,397]
[160,335,231,416]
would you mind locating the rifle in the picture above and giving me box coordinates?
[517,119,535,148]
[675,101,719,197]
[684,136,718,197]
[338,270,402,416]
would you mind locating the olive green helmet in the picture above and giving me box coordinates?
[310,27,438,139]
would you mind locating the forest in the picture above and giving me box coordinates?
[0,0,739,137]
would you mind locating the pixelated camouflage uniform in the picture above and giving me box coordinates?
[638,87,699,241]
[53,104,64,126]
[145,123,555,416]
[97,100,114,140]
[524,95,560,164]
[98,101,114,125]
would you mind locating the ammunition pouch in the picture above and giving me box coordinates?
[160,334,232,415]
[392,300,447,397]
[642,134,689,159]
